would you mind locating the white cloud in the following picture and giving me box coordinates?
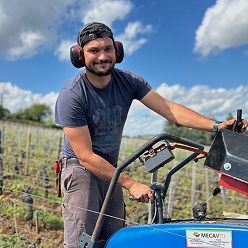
[56,20,153,61]
[8,31,45,60]
[55,0,133,61]
[194,0,248,56]
[156,83,248,119]
[124,100,163,136]
[123,83,248,136]
[56,1,152,60]
[0,82,57,114]
[81,0,133,27]
[55,40,75,61]
[2,82,248,136]
[0,0,151,60]
[1,81,248,136]
[116,21,152,55]
[0,0,74,59]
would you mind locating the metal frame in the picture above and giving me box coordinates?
[79,132,205,247]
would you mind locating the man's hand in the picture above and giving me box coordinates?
[219,119,247,133]
[128,181,154,203]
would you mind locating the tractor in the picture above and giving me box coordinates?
[78,110,248,248]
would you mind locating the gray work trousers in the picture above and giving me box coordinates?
[61,159,125,248]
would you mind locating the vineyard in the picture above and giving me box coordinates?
[0,121,247,248]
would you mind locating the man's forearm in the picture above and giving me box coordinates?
[166,101,215,131]
[78,152,135,190]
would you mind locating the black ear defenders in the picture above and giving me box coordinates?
[70,41,124,68]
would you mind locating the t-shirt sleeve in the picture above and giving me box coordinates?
[55,88,87,128]
[124,70,152,100]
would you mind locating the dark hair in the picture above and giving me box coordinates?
[77,22,114,47]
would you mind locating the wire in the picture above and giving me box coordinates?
[0,185,231,248]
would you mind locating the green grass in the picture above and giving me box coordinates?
[39,211,63,230]
[0,235,27,248]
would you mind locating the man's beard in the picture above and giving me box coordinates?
[85,61,115,76]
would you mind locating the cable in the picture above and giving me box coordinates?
[0,185,231,248]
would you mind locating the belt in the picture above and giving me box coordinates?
[61,157,81,168]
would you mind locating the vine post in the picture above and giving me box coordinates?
[0,129,3,195]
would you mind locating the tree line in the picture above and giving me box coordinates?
[1,103,246,137]
[163,113,247,145]
[0,103,55,127]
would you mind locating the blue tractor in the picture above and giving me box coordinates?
[79,110,248,248]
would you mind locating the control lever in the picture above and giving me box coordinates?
[232,109,243,133]
[192,187,221,220]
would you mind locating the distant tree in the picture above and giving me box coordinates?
[0,84,8,119]
[13,103,52,122]
[0,84,6,106]
[0,105,10,120]
[163,111,248,144]
[164,121,213,145]
[226,113,234,120]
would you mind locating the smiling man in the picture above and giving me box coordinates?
[55,22,247,248]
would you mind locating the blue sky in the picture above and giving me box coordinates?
[1,0,248,135]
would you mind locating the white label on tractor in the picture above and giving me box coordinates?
[186,229,232,248]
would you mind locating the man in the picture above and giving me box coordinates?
[55,22,247,248]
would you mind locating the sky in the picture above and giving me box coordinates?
[1,0,248,136]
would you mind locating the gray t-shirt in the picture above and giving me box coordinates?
[55,68,152,165]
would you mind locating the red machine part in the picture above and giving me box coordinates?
[219,173,248,196]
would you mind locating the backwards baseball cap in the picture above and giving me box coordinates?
[77,22,114,47]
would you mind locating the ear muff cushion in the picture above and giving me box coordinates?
[115,41,124,64]
[70,45,85,68]
[70,41,124,68]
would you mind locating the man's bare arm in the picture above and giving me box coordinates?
[63,126,153,202]
[141,90,247,132]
